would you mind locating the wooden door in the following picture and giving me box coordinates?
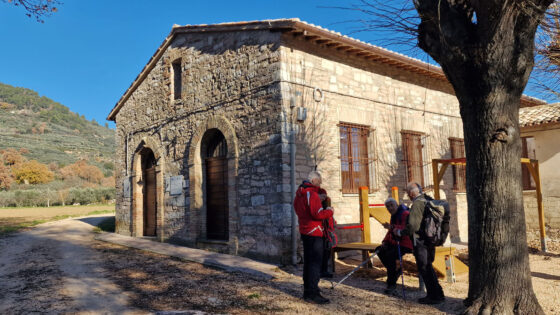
[143,166,157,236]
[206,157,228,240]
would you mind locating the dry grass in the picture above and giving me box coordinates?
[0,205,114,236]
[92,229,560,314]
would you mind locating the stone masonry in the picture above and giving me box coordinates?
[108,19,549,264]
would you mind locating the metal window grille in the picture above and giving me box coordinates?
[421,135,433,190]
[402,130,425,187]
[521,136,536,190]
[449,138,466,192]
[339,123,375,193]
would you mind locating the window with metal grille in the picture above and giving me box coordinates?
[521,136,536,190]
[172,59,182,100]
[449,138,466,192]
[401,130,428,188]
[339,123,375,193]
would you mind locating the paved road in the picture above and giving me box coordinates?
[0,216,143,314]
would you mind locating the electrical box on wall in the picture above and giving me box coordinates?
[297,107,307,122]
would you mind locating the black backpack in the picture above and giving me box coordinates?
[420,195,450,246]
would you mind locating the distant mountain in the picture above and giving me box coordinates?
[0,82,114,170]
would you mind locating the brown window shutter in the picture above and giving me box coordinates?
[449,138,466,192]
[402,131,425,187]
[521,137,536,190]
[339,123,373,193]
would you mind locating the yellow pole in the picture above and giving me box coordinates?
[532,161,547,252]
[359,187,371,244]
[392,186,399,204]
[432,160,441,200]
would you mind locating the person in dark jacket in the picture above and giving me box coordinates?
[394,182,445,304]
[377,198,413,294]
[293,171,334,304]
[318,188,335,279]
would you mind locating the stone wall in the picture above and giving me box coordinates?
[114,29,292,263]
[278,35,467,244]
[112,27,506,264]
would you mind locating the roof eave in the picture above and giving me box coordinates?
[107,19,546,121]
[106,20,299,121]
[521,120,560,131]
[107,29,176,121]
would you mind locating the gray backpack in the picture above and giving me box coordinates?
[420,196,450,246]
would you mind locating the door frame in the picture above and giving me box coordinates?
[188,116,238,246]
[131,140,165,240]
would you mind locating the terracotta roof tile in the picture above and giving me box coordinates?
[519,103,560,127]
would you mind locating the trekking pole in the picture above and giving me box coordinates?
[331,249,379,289]
[397,241,406,300]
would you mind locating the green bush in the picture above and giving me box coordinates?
[0,186,115,207]
[67,187,115,205]
[0,191,16,207]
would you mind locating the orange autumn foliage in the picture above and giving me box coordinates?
[12,160,54,184]
[59,160,104,184]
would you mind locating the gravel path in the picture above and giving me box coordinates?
[0,217,558,314]
[0,216,143,314]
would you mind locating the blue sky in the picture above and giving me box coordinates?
[0,1,556,128]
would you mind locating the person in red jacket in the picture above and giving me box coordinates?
[294,171,334,304]
[377,197,413,294]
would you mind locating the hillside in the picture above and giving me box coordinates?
[0,82,114,169]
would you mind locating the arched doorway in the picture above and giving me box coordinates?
[140,148,157,236]
[203,129,229,240]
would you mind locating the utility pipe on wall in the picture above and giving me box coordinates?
[290,97,298,265]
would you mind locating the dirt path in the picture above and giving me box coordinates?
[1,217,558,314]
[0,216,142,314]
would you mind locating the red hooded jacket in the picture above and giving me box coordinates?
[294,181,334,237]
[382,204,413,250]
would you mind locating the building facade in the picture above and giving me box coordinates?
[108,19,545,263]
[520,103,560,229]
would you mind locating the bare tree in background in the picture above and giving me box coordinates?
[534,3,560,97]
[2,0,60,22]
[341,1,556,314]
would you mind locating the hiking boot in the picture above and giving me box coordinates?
[304,293,330,304]
[384,283,397,294]
[320,272,334,279]
[418,295,445,305]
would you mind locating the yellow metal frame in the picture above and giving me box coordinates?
[334,186,468,279]
[432,158,547,252]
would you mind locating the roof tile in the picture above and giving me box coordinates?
[519,103,560,127]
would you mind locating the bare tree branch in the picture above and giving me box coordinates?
[2,0,61,23]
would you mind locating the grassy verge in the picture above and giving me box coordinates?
[0,209,115,236]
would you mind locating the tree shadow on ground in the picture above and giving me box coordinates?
[78,215,113,227]
[531,271,560,281]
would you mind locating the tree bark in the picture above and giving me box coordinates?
[413,1,554,313]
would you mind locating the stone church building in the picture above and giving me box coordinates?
[107,19,544,263]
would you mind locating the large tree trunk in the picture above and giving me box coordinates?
[414,1,553,314]
[458,89,541,314]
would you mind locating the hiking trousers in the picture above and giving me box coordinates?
[413,238,444,299]
[378,244,412,285]
[301,234,324,296]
